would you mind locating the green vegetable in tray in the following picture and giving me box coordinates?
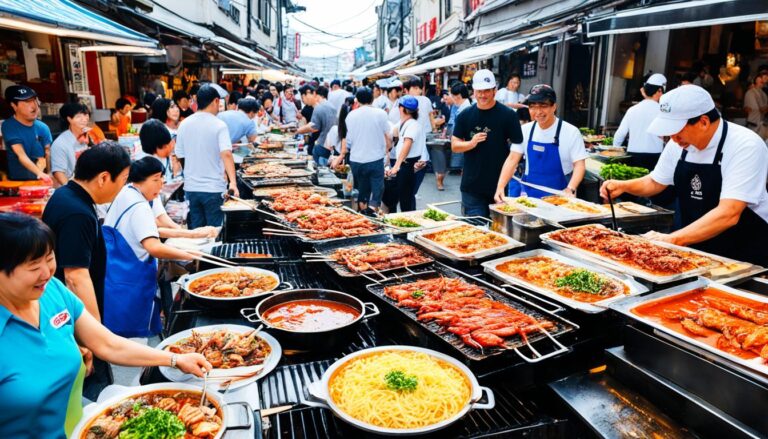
[385,370,418,392]
[423,209,449,221]
[516,198,537,208]
[118,408,186,439]
[579,127,596,135]
[601,137,614,146]
[384,217,421,228]
[599,163,649,181]
[555,270,605,295]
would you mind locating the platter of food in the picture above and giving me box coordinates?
[177,267,287,304]
[502,196,587,222]
[540,195,609,216]
[249,150,298,160]
[365,263,577,362]
[71,383,248,439]
[304,346,494,435]
[222,198,257,211]
[263,189,340,213]
[252,184,335,199]
[541,224,717,283]
[601,201,657,216]
[307,236,434,277]
[482,249,647,313]
[582,134,606,143]
[611,278,768,377]
[264,205,393,243]
[242,162,312,179]
[155,324,282,390]
[410,223,524,260]
[382,207,459,231]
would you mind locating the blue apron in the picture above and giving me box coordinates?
[102,193,161,338]
[508,119,568,198]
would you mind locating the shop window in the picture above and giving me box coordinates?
[258,0,272,36]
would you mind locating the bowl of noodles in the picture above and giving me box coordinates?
[304,346,495,435]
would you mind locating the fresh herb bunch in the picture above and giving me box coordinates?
[555,270,605,295]
[601,137,614,146]
[600,163,649,181]
[118,408,186,439]
[579,127,596,135]
[385,217,421,228]
[384,370,418,392]
[423,209,448,221]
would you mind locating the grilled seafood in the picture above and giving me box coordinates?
[268,189,337,212]
[281,207,380,240]
[495,256,629,303]
[82,391,221,439]
[187,269,278,298]
[421,225,509,254]
[549,225,713,276]
[384,277,554,349]
[633,287,768,361]
[165,329,271,368]
[331,243,431,272]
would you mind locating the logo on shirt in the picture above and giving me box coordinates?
[660,103,671,113]
[50,310,71,329]
[690,174,703,200]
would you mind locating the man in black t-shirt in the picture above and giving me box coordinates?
[452,70,523,217]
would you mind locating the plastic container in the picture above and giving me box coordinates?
[19,185,51,199]
[13,201,46,216]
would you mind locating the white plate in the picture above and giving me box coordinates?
[154,324,282,391]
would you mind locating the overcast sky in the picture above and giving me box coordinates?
[288,0,379,58]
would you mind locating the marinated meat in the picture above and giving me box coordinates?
[331,243,431,273]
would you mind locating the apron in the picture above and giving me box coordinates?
[672,121,768,266]
[508,120,568,198]
[102,192,161,338]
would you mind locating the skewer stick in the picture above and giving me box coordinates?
[186,250,236,267]
[189,255,237,269]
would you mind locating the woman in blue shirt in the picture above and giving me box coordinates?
[0,213,211,439]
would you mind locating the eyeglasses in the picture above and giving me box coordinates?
[528,103,554,110]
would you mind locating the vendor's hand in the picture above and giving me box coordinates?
[563,187,576,198]
[176,353,212,378]
[600,179,624,201]
[227,184,240,198]
[38,173,53,185]
[494,188,506,204]
[80,346,94,376]
[414,160,427,171]
[191,226,218,238]
[386,165,400,177]
[329,156,342,170]
[471,132,487,147]
[642,231,679,245]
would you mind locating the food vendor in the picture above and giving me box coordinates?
[601,85,768,266]
[1,85,52,184]
[0,213,211,439]
[102,157,198,338]
[613,74,667,170]
[495,84,588,201]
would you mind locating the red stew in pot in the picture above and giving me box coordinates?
[263,300,360,331]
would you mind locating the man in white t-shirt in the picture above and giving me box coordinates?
[744,73,768,139]
[342,87,392,213]
[495,74,526,110]
[327,79,352,113]
[175,83,238,228]
[613,73,667,168]
[51,102,90,187]
[601,85,768,266]
[495,84,588,201]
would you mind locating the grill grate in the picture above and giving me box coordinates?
[260,359,566,439]
[210,238,302,263]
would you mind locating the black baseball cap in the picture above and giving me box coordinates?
[524,84,556,105]
[4,85,37,102]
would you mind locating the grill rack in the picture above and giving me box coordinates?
[259,359,567,439]
[209,238,303,264]
[364,262,577,364]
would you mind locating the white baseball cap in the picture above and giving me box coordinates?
[209,83,229,98]
[647,85,715,136]
[645,73,667,87]
[472,69,497,90]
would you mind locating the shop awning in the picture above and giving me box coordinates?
[359,54,412,78]
[414,29,460,58]
[466,0,602,39]
[0,0,156,47]
[587,0,768,37]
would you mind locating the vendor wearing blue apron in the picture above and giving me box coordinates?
[102,157,196,338]
[601,85,768,267]
[495,84,589,201]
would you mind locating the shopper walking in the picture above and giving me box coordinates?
[402,77,433,192]
[328,79,352,113]
[175,83,238,228]
[386,96,424,212]
[343,88,392,214]
[298,86,336,166]
[452,70,523,217]
[495,84,589,200]
[2,85,52,183]
[274,84,299,125]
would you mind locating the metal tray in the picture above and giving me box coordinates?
[365,263,578,363]
[252,184,334,199]
[503,196,603,223]
[305,234,434,279]
[382,208,460,232]
[239,174,312,188]
[610,277,768,377]
[540,224,715,284]
[408,223,525,261]
[482,249,648,313]
[240,169,313,180]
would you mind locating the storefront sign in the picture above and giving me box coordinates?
[416,17,438,46]
[469,0,483,13]
[294,33,301,60]
[522,59,537,78]
[67,43,86,94]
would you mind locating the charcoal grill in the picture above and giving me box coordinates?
[208,238,303,265]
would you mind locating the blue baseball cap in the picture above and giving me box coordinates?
[398,96,418,111]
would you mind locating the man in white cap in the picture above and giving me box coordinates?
[601,84,768,266]
[614,73,667,171]
[452,69,523,217]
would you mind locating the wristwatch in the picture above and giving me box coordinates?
[170,353,179,369]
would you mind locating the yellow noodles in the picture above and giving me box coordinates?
[328,351,472,429]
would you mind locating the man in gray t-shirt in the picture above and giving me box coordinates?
[297,86,337,165]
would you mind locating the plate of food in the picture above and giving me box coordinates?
[382,208,458,231]
[177,267,287,304]
[155,324,282,390]
[411,223,524,260]
[540,195,609,216]
[483,249,647,313]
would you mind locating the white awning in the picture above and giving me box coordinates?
[587,0,768,37]
[359,54,412,77]
[397,27,569,75]
[78,45,166,56]
[414,28,460,58]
